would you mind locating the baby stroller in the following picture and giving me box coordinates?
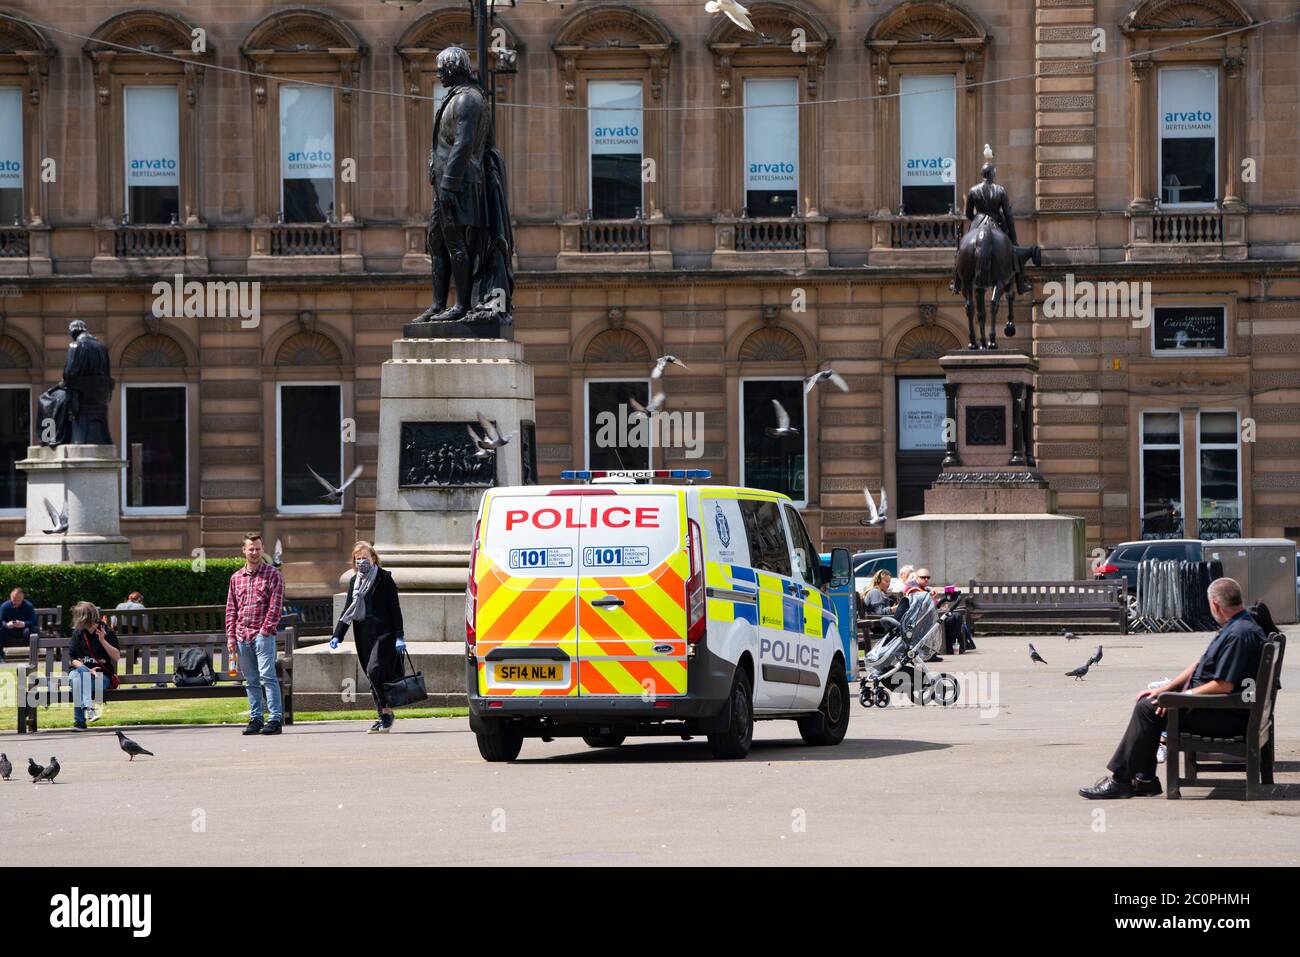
[858,597,961,709]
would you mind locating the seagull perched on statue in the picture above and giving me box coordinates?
[766,399,798,438]
[307,463,364,504]
[43,498,68,534]
[803,369,849,395]
[705,0,755,33]
[651,355,689,379]
[860,487,888,527]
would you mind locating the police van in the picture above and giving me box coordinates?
[465,469,857,761]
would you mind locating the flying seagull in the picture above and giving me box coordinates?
[629,392,667,418]
[1064,661,1091,681]
[0,753,10,781]
[860,487,888,527]
[306,463,364,504]
[34,756,59,784]
[803,369,849,395]
[1028,643,1048,665]
[468,413,515,459]
[115,730,154,762]
[27,757,43,781]
[43,498,68,534]
[272,538,283,568]
[1088,645,1103,667]
[765,399,799,438]
[651,355,689,379]
[705,0,755,33]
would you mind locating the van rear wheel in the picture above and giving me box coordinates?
[708,669,754,759]
[799,660,850,746]
[582,733,626,748]
[476,722,523,762]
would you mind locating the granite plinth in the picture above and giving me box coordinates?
[895,513,1086,585]
[13,444,131,563]
[402,316,512,341]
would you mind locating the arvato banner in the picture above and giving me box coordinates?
[899,74,956,187]
[744,78,798,193]
[589,80,643,156]
[0,87,21,189]
[281,85,335,180]
[1159,67,1216,139]
[124,86,179,188]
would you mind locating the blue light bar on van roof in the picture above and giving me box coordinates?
[560,469,712,482]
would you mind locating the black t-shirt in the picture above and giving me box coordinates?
[70,627,120,677]
[1189,611,1264,692]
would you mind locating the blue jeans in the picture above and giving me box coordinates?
[68,665,106,724]
[236,634,283,723]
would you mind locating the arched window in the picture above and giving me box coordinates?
[242,8,365,270]
[1120,0,1251,255]
[735,323,809,504]
[84,11,211,274]
[397,9,522,271]
[578,321,656,469]
[118,330,193,515]
[707,2,832,268]
[866,2,988,257]
[0,332,34,516]
[0,14,53,272]
[553,6,676,270]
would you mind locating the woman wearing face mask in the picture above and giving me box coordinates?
[330,541,406,733]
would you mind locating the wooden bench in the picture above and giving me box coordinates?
[15,628,295,733]
[965,580,1128,636]
[1,606,59,651]
[108,604,225,635]
[283,597,335,639]
[1159,632,1285,800]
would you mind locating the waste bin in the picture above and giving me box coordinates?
[1202,538,1298,625]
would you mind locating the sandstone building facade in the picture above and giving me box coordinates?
[0,0,1296,594]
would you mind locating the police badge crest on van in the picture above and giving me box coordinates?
[465,469,856,761]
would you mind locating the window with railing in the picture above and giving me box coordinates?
[1197,410,1240,539]
[1141,411,1183,541]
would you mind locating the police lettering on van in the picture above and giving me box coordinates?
[465,469,856,761]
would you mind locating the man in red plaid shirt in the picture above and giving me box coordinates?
[226,533,285,735]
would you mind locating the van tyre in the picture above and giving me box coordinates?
[708,669,754,759]
[799,660,850,746]
[476,722,523,762]
[582,733,626,748]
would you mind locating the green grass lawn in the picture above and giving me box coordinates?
[0,669,466,729]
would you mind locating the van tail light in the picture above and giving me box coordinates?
[1096,564,1119,575]
[686,518,706,644]
[466,519,481,651]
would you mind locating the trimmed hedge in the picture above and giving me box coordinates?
[0,559,245,633]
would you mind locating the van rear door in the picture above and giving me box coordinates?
[575,490,689,698]
[474,490,582,697]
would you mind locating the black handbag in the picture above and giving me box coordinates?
[382,649,428,708]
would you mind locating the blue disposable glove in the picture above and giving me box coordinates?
[395,636,406,652]
[329,636,340,650]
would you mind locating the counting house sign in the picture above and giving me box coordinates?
[1153,306,1226,354]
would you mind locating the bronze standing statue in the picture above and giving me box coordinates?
[951,146,1041,350]
[39,320,115,446]
[415,46,514,326]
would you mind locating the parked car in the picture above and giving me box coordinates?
[1094,539,1203,592]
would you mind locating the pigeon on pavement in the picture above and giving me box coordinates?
[306,463,364,504]
[1063,630,1079,641]
[27,757,43,781]
[1029,643,1048,665]
[115,730,154,761]
[34,756,59,784]
[1065,661,1091,681]
[0,753,10,780]
[651,355,689,379]
[1088,645,1103,667]
[765,399,799,437]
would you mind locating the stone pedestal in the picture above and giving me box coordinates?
[896,351,1084,584]
[341,335,536,642]
[13,444,131,563]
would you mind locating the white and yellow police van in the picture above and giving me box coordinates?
[465,469,857,761]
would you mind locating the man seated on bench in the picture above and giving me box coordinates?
[1079,577,1265,800]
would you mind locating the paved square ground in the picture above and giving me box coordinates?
[3,628,1297,866]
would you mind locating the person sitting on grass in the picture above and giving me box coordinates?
[1,586,38,657]
[1079,577,1265,799]
[68,601,119,730]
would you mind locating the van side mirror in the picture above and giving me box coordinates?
[829,547,852,590]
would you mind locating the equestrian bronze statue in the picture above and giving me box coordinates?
[415,46,515,326]
[950,146,1041,350]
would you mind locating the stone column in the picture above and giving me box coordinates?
[1128,57,1154,211]
[1221,54,1246,211]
